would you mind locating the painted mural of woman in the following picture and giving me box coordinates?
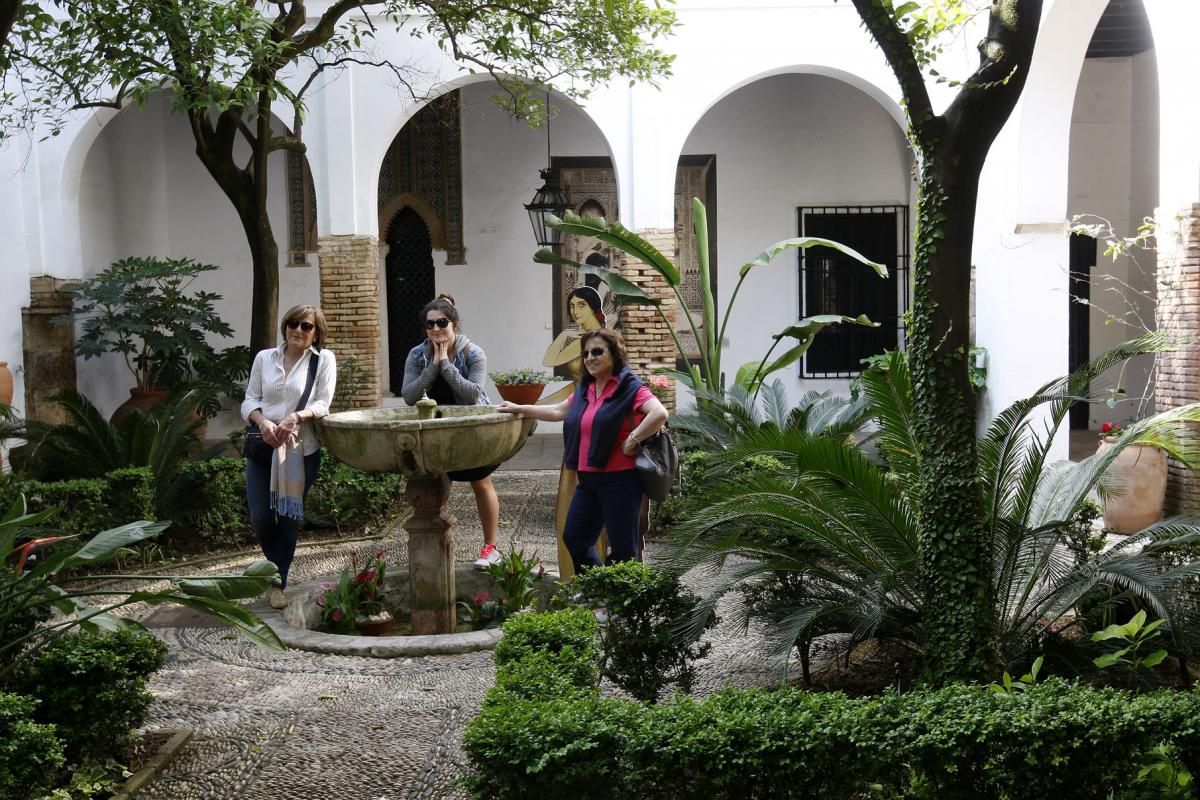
[542,285,609,578]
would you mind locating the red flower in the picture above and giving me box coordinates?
[474,592,489,605]
[1101,422,1114,433]
[355,569,377,584]
[332,608,344,622]
[375,549,386,559]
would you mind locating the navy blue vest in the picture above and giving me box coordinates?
[563,366,644,470]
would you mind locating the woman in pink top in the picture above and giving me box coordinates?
[499,329,667,571]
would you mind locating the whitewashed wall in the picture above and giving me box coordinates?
[1068,53,1159,427]
[73,94,305,432]
[681,72,913,405]
[2,0,1196,449]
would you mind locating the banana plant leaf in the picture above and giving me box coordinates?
[178,558,280,600]
[131,591,285,652]
[546,211,681,285]
[533,248,658,306]
[735,315,878,392]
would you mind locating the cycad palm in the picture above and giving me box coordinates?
[665,335,1200,677]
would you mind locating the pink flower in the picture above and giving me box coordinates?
[536,565,545,577]
[331,608,344,622]
[315,594,327,607]
[319,582,333,590]
[375,549,386,559]
[649,375,671,389]
[474,592,489,605]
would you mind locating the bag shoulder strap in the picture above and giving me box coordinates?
[296,350,320,412]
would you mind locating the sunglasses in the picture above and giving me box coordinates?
[585,347,609,359]
[286,320,315,333]
[425,318,452,330]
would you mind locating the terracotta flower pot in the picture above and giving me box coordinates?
[495,384,546,405]
[110,388,168,428]
[0,362,12,406]
[109,387,207,439]
[1097,437,1167,533]
[355,612,394,637]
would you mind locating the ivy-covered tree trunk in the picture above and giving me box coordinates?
[852,0,1043,684]
[908,150,995,682]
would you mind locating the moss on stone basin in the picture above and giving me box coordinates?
[317,405,537,475]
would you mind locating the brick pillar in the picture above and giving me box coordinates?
[319,234,383,409]
[1155,204,1200,513]
[21,276,76,425]
[618,228,678,410]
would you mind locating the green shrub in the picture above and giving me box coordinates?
[22,478,110,532]
[305,459,403,532]
[0,692,65,800]
[159,457,250,547]
[104,467,156,523]
[493,609,600,697]
[1,468,155,535]
[0,570,52,672]
[465,674,1200,800]
[6,629,167,765]
[563,562,716,703]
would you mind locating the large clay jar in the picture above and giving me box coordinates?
[110,387,168,428]
[0,362,12,406]
[1096,437,1167,533]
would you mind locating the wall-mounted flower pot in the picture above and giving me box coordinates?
[0,362,12,406]
[1097,437,1167,533]
[495,384,545,405]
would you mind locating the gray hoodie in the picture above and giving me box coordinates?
[400,333,490,406]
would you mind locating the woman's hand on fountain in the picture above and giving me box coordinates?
[497,401,521,414]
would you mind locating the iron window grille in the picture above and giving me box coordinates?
[798,205,911,378]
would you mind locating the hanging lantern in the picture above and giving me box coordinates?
[525,168,569,248]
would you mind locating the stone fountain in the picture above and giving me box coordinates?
[317,402,536,635]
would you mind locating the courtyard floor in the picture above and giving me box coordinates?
[130,436,781,800]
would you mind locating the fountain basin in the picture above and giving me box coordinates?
[317,405,536,475]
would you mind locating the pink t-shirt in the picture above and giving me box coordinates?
[567,382,655,472]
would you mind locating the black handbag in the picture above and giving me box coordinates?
[635,427,678,502]
[243,351,320,465]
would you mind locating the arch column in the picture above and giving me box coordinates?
[1148,0,1200,511]
[319,234,383,409]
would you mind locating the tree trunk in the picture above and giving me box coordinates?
[910,148,996,683]
[242,206,280,355]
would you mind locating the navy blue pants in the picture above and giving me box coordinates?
[245,450,322,588]
[563,469,643,573]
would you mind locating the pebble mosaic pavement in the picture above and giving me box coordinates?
[131,470,785,800]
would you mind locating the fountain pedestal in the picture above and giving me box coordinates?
[317,405,535,638]
[404,473,457,634]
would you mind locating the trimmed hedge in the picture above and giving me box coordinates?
[0,468,155,533]
[464,611,1200,800]
[159,457,250,546]
[305,458,404,532]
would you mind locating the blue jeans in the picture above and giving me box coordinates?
[245,450,322,588]
[563,469,643,572]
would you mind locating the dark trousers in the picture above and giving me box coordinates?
[245,450,322,588]
[563,469,643,573]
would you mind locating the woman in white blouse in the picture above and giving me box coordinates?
[241,304,337,609]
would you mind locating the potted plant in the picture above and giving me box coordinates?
[1096,420,1167,533]
[315,550,393,636]
[488,367,551,405]
[55,257,240,425]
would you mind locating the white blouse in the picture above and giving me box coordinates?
[241,345,338,456]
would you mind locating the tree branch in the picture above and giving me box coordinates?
[943,0,1043,157]
[849,0,940,149]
